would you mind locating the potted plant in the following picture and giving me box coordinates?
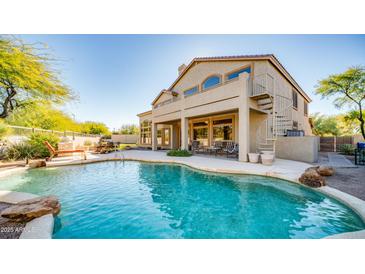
[260,153,275,165]
[248,152,260,163]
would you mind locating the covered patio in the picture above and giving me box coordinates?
[150,108,268,161]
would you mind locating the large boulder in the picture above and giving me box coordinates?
[0,195,61,223]
[299,169,326,188]
[305,166,335,177]
[29,160,46,168]
[317,166,335,176]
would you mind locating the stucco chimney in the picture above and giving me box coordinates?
[178,64,186,75]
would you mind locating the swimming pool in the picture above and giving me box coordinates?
[0,161,364,238]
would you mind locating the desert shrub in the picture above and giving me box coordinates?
[84,140,92,146]
[167,149,192,157]
[4,142,35,162]
[27,133,60,158]
[339,144,355,155]
[119,143,137,150]
[0,120,10,140]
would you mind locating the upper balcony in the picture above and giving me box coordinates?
[153,96,180,109]
[251,73,274,99]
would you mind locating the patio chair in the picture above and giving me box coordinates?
[44,141,86,161]
[209,141,223,156]
[191,140,205,154]
[226,142,239,158]
[222,141,233,153]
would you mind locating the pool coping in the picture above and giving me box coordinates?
[1,153,364,239]
[0,190,54,239]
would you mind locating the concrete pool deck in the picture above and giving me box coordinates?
[0,150,364,239]
[47,150,313,182]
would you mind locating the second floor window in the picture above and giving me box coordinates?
[292,90,298,109]
[184,86,199,97]
[202,75,221,90]
[226,66,251,80]
[292,120,298,130]
[304,101,308,116]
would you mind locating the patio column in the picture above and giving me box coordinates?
[152,122,158,151]
[238,73,250,162]
[181,116,189,150]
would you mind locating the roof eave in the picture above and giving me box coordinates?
[137,110,152,117]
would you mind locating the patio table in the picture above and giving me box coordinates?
[207,146,220,156]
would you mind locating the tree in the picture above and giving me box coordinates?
[0,36,73,118]
[342,110,364,135]
[118,124,139,135]
[6,100,81,131]
[310,113,341,136]
[80,121,110,135]
[316,66,365,140]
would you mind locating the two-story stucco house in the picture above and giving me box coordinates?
[137,54,312,162]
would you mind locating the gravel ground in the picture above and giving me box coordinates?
[0,202,25,239]
[325,167,365,201]
[318,152,365,201]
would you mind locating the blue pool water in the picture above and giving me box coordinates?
[0,161,364,238]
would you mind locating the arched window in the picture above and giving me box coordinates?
[202,75,221,90]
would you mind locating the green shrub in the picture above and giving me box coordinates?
[27,133,60,158]
[0,120,10,140]
[167,149,192,157]
[339,144,355,155]
[4,142,35,162]
[84,140,92,146]
[119,143,137,150]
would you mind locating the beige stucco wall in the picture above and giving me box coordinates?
[275,136,319,163]
[266,61,312,136]
[153,92,174,106]
[112,134,138,144]
[138,59,314,161]
[150,60,312,136]
[249,110,268,153]
[172,60,256,96]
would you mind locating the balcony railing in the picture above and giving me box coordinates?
[252,73,274,97]
[153,96,180,109]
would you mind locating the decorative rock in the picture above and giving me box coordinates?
[299,169,326,188]
[305,166,319,172]
[29,160,46,168]
[0,195,61,223]
[317,166,335,176]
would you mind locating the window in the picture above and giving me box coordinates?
[304,101,308,116]
[226,66,251,80]
[292,90,298,109]
[157,130,162,145]
[192,121,209,146]
[184,86,199,97]
[213,119,233,141]
[202,75,221,90]
[293,120,298,130]
[140,120,151,145]
[164,128,170,146]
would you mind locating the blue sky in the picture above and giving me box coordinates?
[20,35,365,130]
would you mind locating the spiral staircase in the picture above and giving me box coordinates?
[250,74,293,153]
